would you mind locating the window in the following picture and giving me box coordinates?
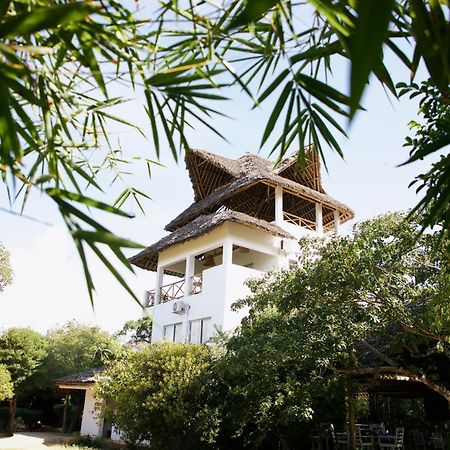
[163,322,183,342]
[189,318,212,344]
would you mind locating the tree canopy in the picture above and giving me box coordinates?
[98,342,215,449]
[0,365,13,402]
[0,242,12,293]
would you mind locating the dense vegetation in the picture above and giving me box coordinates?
[97,212,449,449]
[0,212,448,447]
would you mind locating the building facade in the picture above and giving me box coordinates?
[130,148,353,344]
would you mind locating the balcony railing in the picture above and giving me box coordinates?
[160,278,185,303]
[190,275,202,295]
[144,290,156,307]
[144,274,203,306]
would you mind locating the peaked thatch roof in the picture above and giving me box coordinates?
[185,147,324,202]
[166,148,353,232]
[129,210,294,271]
[54,367,105,386]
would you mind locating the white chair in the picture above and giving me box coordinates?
[356,428,375,450]
[378,427,405,450]
[431,432,445,450]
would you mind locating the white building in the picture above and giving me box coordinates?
[54,368,120,441]
[130,148,354,344]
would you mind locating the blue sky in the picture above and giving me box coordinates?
[0,44,434,333]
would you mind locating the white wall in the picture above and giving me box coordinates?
[80,388,102,437]
[149,221,302,343]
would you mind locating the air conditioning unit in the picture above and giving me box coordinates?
[172,300,189,315]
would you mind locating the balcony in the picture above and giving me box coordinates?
[144,275,203,307]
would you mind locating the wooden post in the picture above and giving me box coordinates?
[315,203,323,235]
[347,395,356,450]
[275,186,283,224]
[334,210,340,236]
[62,393,70,433]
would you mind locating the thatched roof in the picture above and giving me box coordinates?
[166,148,353,232]
[129,210,294,271]
[54,367,105,387]
[185,147,324,201]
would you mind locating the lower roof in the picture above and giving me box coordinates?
[129,210,295,271]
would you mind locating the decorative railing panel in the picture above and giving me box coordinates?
[144,290,156,307]
[160,278,185,303]
[283,212,316,231]
[190,275,203,295]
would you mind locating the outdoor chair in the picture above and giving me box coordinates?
[378,427,405,450]
[431,432,445,450]
[334,432,349,450]
[411,430,425,450]
[356,428,375,450]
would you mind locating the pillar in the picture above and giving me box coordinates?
[334,210,340,236]
[155,265,164,305]
[184,254,195,297]
[275,186,283,224]
[315,203,323,235]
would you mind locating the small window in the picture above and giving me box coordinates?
[164,322,183,342]
[189,318,212,344]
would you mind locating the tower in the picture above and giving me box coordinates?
[129,148,353,343]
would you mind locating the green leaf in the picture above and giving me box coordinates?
[348,0,395,118]
[0,3,96,39]
[72,230,144,249]
[226,0,279,30]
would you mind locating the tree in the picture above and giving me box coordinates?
[115,316,153,346]
[212,212,449,448]
[45,321,121,379]
[0,328,47,434]
[98,342,216,449]
[399,80,450,242]
[0,243,12,293]
[1,1,448,300]
[0,365,13,402]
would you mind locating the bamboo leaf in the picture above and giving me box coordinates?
[348,0,395,118]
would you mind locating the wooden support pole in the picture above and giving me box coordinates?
[315,203,323,235]
[347,395,356,450]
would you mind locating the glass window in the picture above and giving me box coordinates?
[189,318,212,344]
[164,322,183,342]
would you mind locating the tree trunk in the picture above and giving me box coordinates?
[347,395,356,450]
[7,397,16,436]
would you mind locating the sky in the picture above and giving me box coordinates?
[0,40,434,334]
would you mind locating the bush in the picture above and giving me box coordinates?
[98,342,215,450]
[0,407,42,431]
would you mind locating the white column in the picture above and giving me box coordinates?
[155,265,164,305]
[222,238,233,269]
[315,203,323,235]
[334,210,340,236]
[275,186,283,224]
[184,254,194,298]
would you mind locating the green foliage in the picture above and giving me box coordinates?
[45,321,121,379]
[0,364,13,401]
[98,342,215,449]
[1,0,449,306]
[0,407,42,430]
[0,328,47,395]
[210,212,449,446]
[115,317,153,346]
[399,80,450,244]
[0,242,13,293]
